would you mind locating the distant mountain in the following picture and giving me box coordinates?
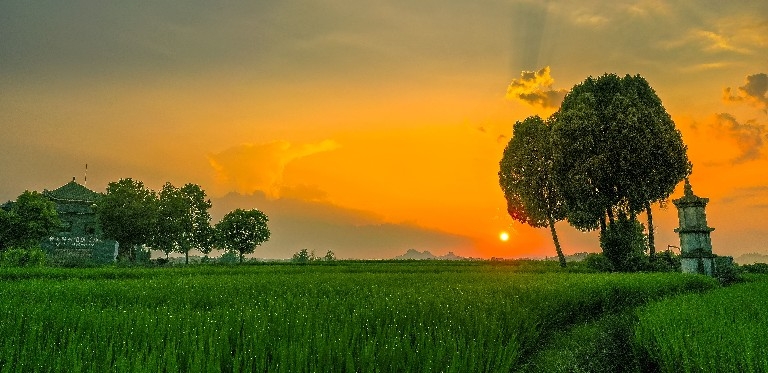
[393,249,468,260]
[735,252,768,265]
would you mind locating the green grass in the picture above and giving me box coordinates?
[634,275,768,373]
[0,263,717,372]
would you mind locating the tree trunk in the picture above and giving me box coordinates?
[185,250,189,265]
[239,252,244,264]
[548,216,567,268]
[646,201,656,261]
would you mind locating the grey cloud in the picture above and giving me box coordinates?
[724,73,768,111]
[712,113,767,164]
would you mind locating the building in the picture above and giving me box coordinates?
[41,178,117,264]
[673,179,715,275]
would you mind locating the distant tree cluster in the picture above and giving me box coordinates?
[291,249,336,263]
[0,191,61,251]
[96,178,270,264]
[499,74,690,270]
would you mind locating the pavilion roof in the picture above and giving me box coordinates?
[44,178,101,203]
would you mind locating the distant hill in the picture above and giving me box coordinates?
[734,252,768,265]
[393,249,470,260]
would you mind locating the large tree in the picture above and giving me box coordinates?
[552,74,689,259]
[499,115,567,267]
[0,191,61,250]
[96,178,158,261]
[154,183,214,263]
[215,209,270,263]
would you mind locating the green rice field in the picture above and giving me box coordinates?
[0,263,720,372]
[634,274,768,373]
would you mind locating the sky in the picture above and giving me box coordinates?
[1,0,767,260]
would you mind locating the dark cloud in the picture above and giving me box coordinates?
[724,73,768,111]
[506,66,566,109]
[209,192,474,259]
[712,113,767,164]
[721,185,768,205]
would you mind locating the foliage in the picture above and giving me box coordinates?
[647,250,682,272]
[713,256,741,285]
[499,115,567,267]
[0,264,716,371]
[217,250,239,264]
[634,276,768,372]
[324,250,336,262]
[154,183,214,264]
[0,246,46,267]
[552,73,690,254]
[741,262,768,274]
[583,253,614,272]
[0,191,61,250]
[600,214,647,272]
[96,178,158,261]
[215,209,270,263]
[292,248,314,263]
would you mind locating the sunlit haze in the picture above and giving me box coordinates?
[1,1,766,259]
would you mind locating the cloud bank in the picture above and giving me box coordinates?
[712,113,766,164]
[208,140,339,198]
[506,66,567,109]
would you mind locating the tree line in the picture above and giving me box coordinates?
[0,179,271,264]
[97,178,270,264]
[499,73,690,271]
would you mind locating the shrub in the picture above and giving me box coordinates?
[583,253,613,272]
[600,214,647,272]
[1,246,47,267]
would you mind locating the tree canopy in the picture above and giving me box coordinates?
[0,191,61,250]
[551,74,689,258]
[215,209,270,263]
[499,115,567,267]
[154,183,214,264]
[96,178,158,261]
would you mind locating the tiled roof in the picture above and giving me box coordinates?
[44,179,101,203]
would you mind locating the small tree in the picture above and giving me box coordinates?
[96,178,158,261]
[215,209,270,263]
[499,115,568,267]
[600,213,647,272]
[0,191,61,250]
[292,248,312,264]
[153,183,214,264]
[324,250,336,262]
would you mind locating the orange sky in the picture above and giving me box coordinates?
[1,1,767,259]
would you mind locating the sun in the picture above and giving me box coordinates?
[499,231,510,242]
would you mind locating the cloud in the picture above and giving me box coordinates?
[721,185,768,205]
[723,73,768,111]
[505,66,566,109]
[209,192,474,259]
[712,113,767,164]
[208,140,340,198]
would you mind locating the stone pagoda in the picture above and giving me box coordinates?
[673,179,715,275]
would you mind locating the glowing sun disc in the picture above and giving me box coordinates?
[499,232,510,242]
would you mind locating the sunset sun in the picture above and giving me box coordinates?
[499,231,510,242]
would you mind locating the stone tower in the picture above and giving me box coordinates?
[673,179,715,275]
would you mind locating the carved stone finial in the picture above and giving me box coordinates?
[683,178,693,197]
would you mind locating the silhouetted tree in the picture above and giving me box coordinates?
[499,115,567,267]
[96,178,158,261]
[215,209,270,263]
[552,74,689,260]
[0,191,61,250]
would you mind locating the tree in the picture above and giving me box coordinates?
[499,115,568,267]
[552,74,689,260]
[178,183,214,263]
[0,191,61,250]
[215,209,270,263]
[154,183,214,264]
[96,178,158,261]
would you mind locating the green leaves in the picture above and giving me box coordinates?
[0,191,61,250]
[214,209,270,263]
